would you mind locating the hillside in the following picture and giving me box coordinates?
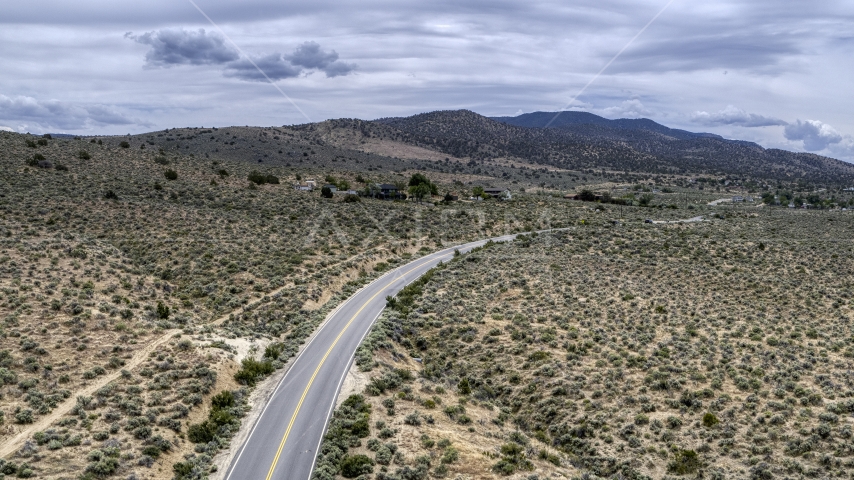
[373,110,854,186]
[491,110,718,141]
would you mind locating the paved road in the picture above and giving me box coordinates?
[223,233,521,480]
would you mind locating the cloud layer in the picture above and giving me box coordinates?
[0,94,150,132]
[692,105,788,128]
[127,30,356,81]
[784,119,843,152]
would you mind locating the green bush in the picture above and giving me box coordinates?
[668,449,701,475]
[154,156,169,165]
[234,358,274,386]
[78,150,91,160]
[164,169,178,180]
[173,462,193,478]
[187,421,215,443]
[339,454,374,478]
[156,301,170,319]
[458,378,471,395]
[248,171,279,185]
[702,412,719,428]
[119,141,130,148]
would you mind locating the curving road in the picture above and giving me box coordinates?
[223,233,523,480]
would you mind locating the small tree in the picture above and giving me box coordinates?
[578,189,596,202]
[458,378,471,395]
[119,141,130,148]
[321,186,333,198]
[409,173,438,195]
[156,301,170,319]
[164,169,178,180]
[409,183,431,203]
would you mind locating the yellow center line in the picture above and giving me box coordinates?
[264,254,450,480]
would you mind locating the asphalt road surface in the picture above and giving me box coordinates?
[223,233,521,480]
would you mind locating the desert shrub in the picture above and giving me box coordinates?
[85,450,119,476]
[78,150,91,160]
[668,449,701,475]
[248,171,279,185]
[493,442,533,475]
[458,378,471,395]
[702,412,719,428]
[172,461,193,478]
[263,343,285,360]
[104,190,118,200]
[187,421,215,443]
[119,141,130,148]
[14,408,33,424]
[340,454,374,478]
[343,194,360,203]
[164,169,178,180]
[234,358,274,386]
[154,156,169,165]
[404,411,422,426]
[156,301,170,319]
[0,367,17,385]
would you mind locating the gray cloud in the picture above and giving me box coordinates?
[127,32,355,80]
[0,94,151,131]
[126,28,239,67]
[224,53,303,81]
[286,41,357,77]
[612,33,800,74]
[692,105,788,127]
[784,119,843,151]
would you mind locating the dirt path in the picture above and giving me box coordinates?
[0,328,180,458]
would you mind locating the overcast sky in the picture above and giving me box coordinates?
[2,0,853,161]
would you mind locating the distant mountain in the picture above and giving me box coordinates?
[371,109,854,185]
[492,111,717,141]
[493,111,771,150]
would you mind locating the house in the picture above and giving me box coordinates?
[745,196,754,202]
[366,183,402,200]
[343,189,358,196]
[294,183,313,191]
[732,196,744,203]
[483,188,511,200]
[322,184,338,193]
[305,180,317,189]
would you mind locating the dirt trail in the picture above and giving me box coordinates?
[0,251,376,459]
[0,328,180,458]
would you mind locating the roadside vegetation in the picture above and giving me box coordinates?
[328,211,854,479]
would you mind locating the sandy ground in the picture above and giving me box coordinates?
[334,361,370,408]
[0,328,182,458]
